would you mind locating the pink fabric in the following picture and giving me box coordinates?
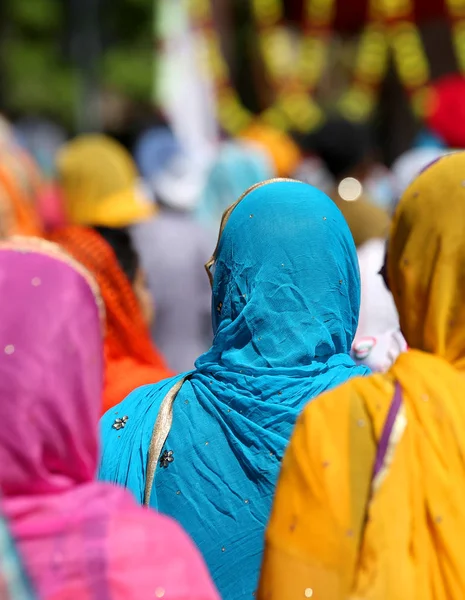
[37,182,67,230]
[0,243,219,600]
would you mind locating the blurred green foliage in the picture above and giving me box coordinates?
[2,0,155,127]
[101,0,154,101]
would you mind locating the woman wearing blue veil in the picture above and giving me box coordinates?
[99,179,369,599]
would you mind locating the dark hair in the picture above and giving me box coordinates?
[379,246,390,293]
[93,226,139,283]
[295,118,375,179]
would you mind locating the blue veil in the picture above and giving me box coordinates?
[196,141,274,231]
[99,180,369,599]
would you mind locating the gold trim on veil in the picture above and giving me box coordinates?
[0,236,105,323]
[205,178,304,285]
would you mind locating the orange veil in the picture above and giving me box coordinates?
[258,152,465,600]
[49,226,172,412]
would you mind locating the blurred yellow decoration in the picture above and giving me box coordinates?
[252,0,282,26]
[339,0,388,121]
[187,0,432,135]
[411,87,430,117]
[188,0,209,19]
[188,0,253,135]
[446,0,465,73]
[389,22,430,86]
[382,0,411,18]
[381,0,431,117]
[251,0,334,131]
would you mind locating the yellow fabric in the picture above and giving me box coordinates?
[58,134,155,227]
[332,191,390,248]
[387,153,465,369]
[240,123,302,177]
[258,152,465,600]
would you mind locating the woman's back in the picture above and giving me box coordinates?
[14,482,218,600]
[258,152,465,600]
[101,351,365,598]
[0,238,218,600]
[100,179,369,599]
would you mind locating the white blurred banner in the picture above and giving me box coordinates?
[154,0,218,169]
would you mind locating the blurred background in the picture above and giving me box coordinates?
[0,0,462,159]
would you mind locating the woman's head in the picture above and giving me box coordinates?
[301,118,375,182]
[332,192,390,248]
[0,238,104,497]
[49,226,156,363]
[203,179,361,370]
[391,147,446,201]
[198,141,274,229]
[94,226,139,283]
[388,152,465,366]
[240,124,302,177]
[134,127,204,211]
[95,226,154,326]
[57,134,154,227]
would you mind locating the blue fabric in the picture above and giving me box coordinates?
[0,515,35,599]
[99,181,369,600]
[414,129,446,149]
[133,127,181,180]
[196,141,273,230]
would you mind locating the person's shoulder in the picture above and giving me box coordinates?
[289,373,388,473]
[304,376,353,411]
[301,371,385,423]
[99,374,190,487]
[101,375,186,427]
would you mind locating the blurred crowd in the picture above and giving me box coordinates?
[0,109,446,376]
[0,79,464,599]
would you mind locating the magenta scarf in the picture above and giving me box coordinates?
[0,238,218,600]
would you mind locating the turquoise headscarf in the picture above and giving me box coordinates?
[196,141,274,230]
[99,180,369,600]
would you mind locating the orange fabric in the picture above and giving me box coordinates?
[2,147,43,204]
[240,123,302,176]
[258,152,465,600]
[0,166,43,237]
[49,226,172,412]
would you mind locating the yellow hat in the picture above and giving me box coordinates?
[58,134,155,227]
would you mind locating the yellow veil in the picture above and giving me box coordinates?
[258,152,465,600]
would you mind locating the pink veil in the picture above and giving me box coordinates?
[0,238,218,600]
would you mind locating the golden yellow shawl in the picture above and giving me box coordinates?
[258,152,465,600]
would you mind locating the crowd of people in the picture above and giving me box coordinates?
[0,109,463,599]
